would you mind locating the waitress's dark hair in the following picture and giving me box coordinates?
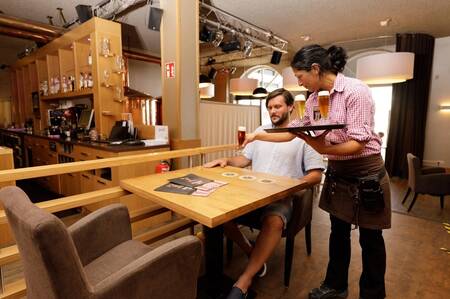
[290,44,348,75]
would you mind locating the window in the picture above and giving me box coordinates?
[370,85,393,159]
[236,66,283,125]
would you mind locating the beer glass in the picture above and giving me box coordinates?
[237,126,246,147]
[294,94,306,120]
[318,90,330,120]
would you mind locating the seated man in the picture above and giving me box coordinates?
[204,88,324,298]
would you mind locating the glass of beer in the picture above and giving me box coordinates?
[294,94,306,120]
[237,126,246,147]
[318,90,330,120]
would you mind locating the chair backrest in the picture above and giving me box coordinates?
[286,188,313,237]
[0,186,91,299]
[406,153,421,190]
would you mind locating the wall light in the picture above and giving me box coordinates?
[356,52,415,85]
[439,104,450,111]
[282,67,307,91]
[230,78,258,95]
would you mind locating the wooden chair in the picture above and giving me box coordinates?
[227,188,313,287]
[0,186,202,299]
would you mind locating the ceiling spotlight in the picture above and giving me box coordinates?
[380,17,392,27]
[300,35,311,41]
[242,40,253,57]
[244,28,251,34]
[212,30,224,47]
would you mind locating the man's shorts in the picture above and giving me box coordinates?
[236,196,293,229]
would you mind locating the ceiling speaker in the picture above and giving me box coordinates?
[76,5,93,23]
[148,7,163,31]
[270,51,282,65]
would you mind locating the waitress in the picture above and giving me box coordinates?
[243,44,390,299]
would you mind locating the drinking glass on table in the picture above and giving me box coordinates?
[294,94,306,120]
[318,90,330,120]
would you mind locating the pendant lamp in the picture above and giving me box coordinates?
[200,84,215,98]
[282,67,307,91]
[230,78,258,95]
[356,52,414,85]
[252,87,268,98]
[199,74,212,88]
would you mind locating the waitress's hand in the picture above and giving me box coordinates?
[294,130,331,154]
[240,132,257,148]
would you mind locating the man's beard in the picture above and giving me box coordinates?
[271,111,290,126]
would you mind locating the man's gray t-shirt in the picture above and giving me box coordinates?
[242,125,324,179]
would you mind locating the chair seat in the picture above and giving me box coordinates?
[84,240,151,286]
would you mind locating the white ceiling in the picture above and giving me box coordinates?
[211,0,450,51]
[1,0,450,60]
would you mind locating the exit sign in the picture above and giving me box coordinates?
[165,62,175,78]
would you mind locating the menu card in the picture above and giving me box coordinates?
[155,173,227,196]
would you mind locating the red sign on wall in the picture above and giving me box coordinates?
[165,62,175,78]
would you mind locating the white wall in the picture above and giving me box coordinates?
[127,59,161,97]
[424,36,450,166]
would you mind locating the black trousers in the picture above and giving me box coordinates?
[324,215,386,299]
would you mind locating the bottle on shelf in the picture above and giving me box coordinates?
[80,72,84,89]
[88,50,92,66]
[88,73,93,88]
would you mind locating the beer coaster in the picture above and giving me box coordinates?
[258,178,274,184]
[222,172,238,177]
[239,175,256,181]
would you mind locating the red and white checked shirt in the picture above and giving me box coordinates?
[290,73,382,161]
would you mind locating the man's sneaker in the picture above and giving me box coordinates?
[226,286,247,299]
[256,262,267,278]
[309,284,348,299]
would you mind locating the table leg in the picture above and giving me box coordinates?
[197,225,233,299]
[197,225,257,299]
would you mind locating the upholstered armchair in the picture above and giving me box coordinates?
[0,186,202,299]
[403,153,450,212]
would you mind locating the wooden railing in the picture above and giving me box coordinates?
[0,144,235,298]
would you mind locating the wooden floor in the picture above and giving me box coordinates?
[3,180,449,299]
[225,180,450,299]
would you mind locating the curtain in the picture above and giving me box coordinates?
[385,33,435,178]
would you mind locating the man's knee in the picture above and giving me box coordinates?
[262,215,284,233]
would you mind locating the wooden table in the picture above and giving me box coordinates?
[120,166,308,298]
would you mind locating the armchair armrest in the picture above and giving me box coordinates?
[68,203,132,266]
[418,173,450,194]
[421,166,446,175]
[94,236,202,299]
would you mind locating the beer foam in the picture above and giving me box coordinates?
[295,94,306,102]
[318,90,330,96]
[238,126,246,131]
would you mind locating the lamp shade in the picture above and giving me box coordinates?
[253,87,268,98]
[282,67,307,91]
[230,78,258,95]
[199,74,212,88]
[356,52,415,85]
[200,84,215,98]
